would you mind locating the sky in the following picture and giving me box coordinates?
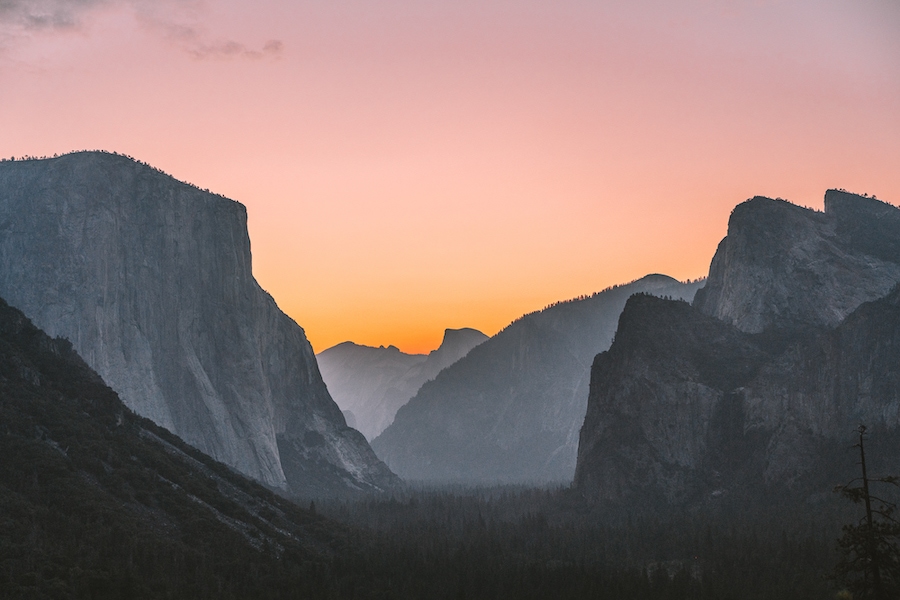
[1,0,898,354]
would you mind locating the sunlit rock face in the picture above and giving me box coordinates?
[0,152,396,496]
[317,328,488,440]
[576,191,900,506]
[372,275,704,484]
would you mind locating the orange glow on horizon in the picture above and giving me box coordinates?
[1,0,898,354]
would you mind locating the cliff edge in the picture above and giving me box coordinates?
[0,152,396,496]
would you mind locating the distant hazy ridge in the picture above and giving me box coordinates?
[318,328,488,440]
[372,274,704,483]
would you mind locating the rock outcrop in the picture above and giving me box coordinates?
[576,191,900,505]
[372,275,704,483]
[317,328,487,440]
[576,288,900,505]
[694,192,900,333]
[0,152,396,496]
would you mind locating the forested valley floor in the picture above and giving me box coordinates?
[313,484,846,600]
[0,292,861,599]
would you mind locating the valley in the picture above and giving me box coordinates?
[1,153,898,598]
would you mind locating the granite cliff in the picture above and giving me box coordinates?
[694,191,900,333]
[317,328,487,440]
[0,152,396,496]
[372,275,704,483]
[576,191,900,505]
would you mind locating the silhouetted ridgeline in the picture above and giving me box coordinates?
[1,150,229,198]
[498,276,706,334]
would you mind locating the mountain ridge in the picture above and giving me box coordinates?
[373,274,705,483]
[576,190,900,506]
[694,190,900,333]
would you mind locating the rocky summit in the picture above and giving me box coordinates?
[372,274,704,484]
[317,328,488,440]
[0,152,396,496]
[694,191,900,333]
[576,191,900,507]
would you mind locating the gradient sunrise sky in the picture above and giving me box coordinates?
[1,0,898,353]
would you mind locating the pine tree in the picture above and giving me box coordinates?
[833,425,900,599]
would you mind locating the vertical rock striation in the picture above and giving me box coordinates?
[575,294,781,504]
[0,152,396,496]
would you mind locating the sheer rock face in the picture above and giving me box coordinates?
[372,275,704,484]
[0,152,396,496]
[317,328,488,440]
[575,295,777,503]
[577,191,900,505]
[575,289,900,504]
[694,191,900,333]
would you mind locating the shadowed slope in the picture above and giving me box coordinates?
[0,295,360,597]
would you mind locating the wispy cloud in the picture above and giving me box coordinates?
[138,12,283,60]
[190,39,284,61]
[0,0,283,60]
[0,0,108,30]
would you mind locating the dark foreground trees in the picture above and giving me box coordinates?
[834,425,900,599]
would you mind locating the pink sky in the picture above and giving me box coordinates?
[2,0,898,353]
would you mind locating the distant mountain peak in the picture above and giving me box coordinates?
[317,327,487,440]
[432,328,489,356]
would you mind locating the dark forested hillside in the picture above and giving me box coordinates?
[318,485,841,600]
[0,295,359,598]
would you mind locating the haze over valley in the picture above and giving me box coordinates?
[2,0,899,597]
[4,149,900,597]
